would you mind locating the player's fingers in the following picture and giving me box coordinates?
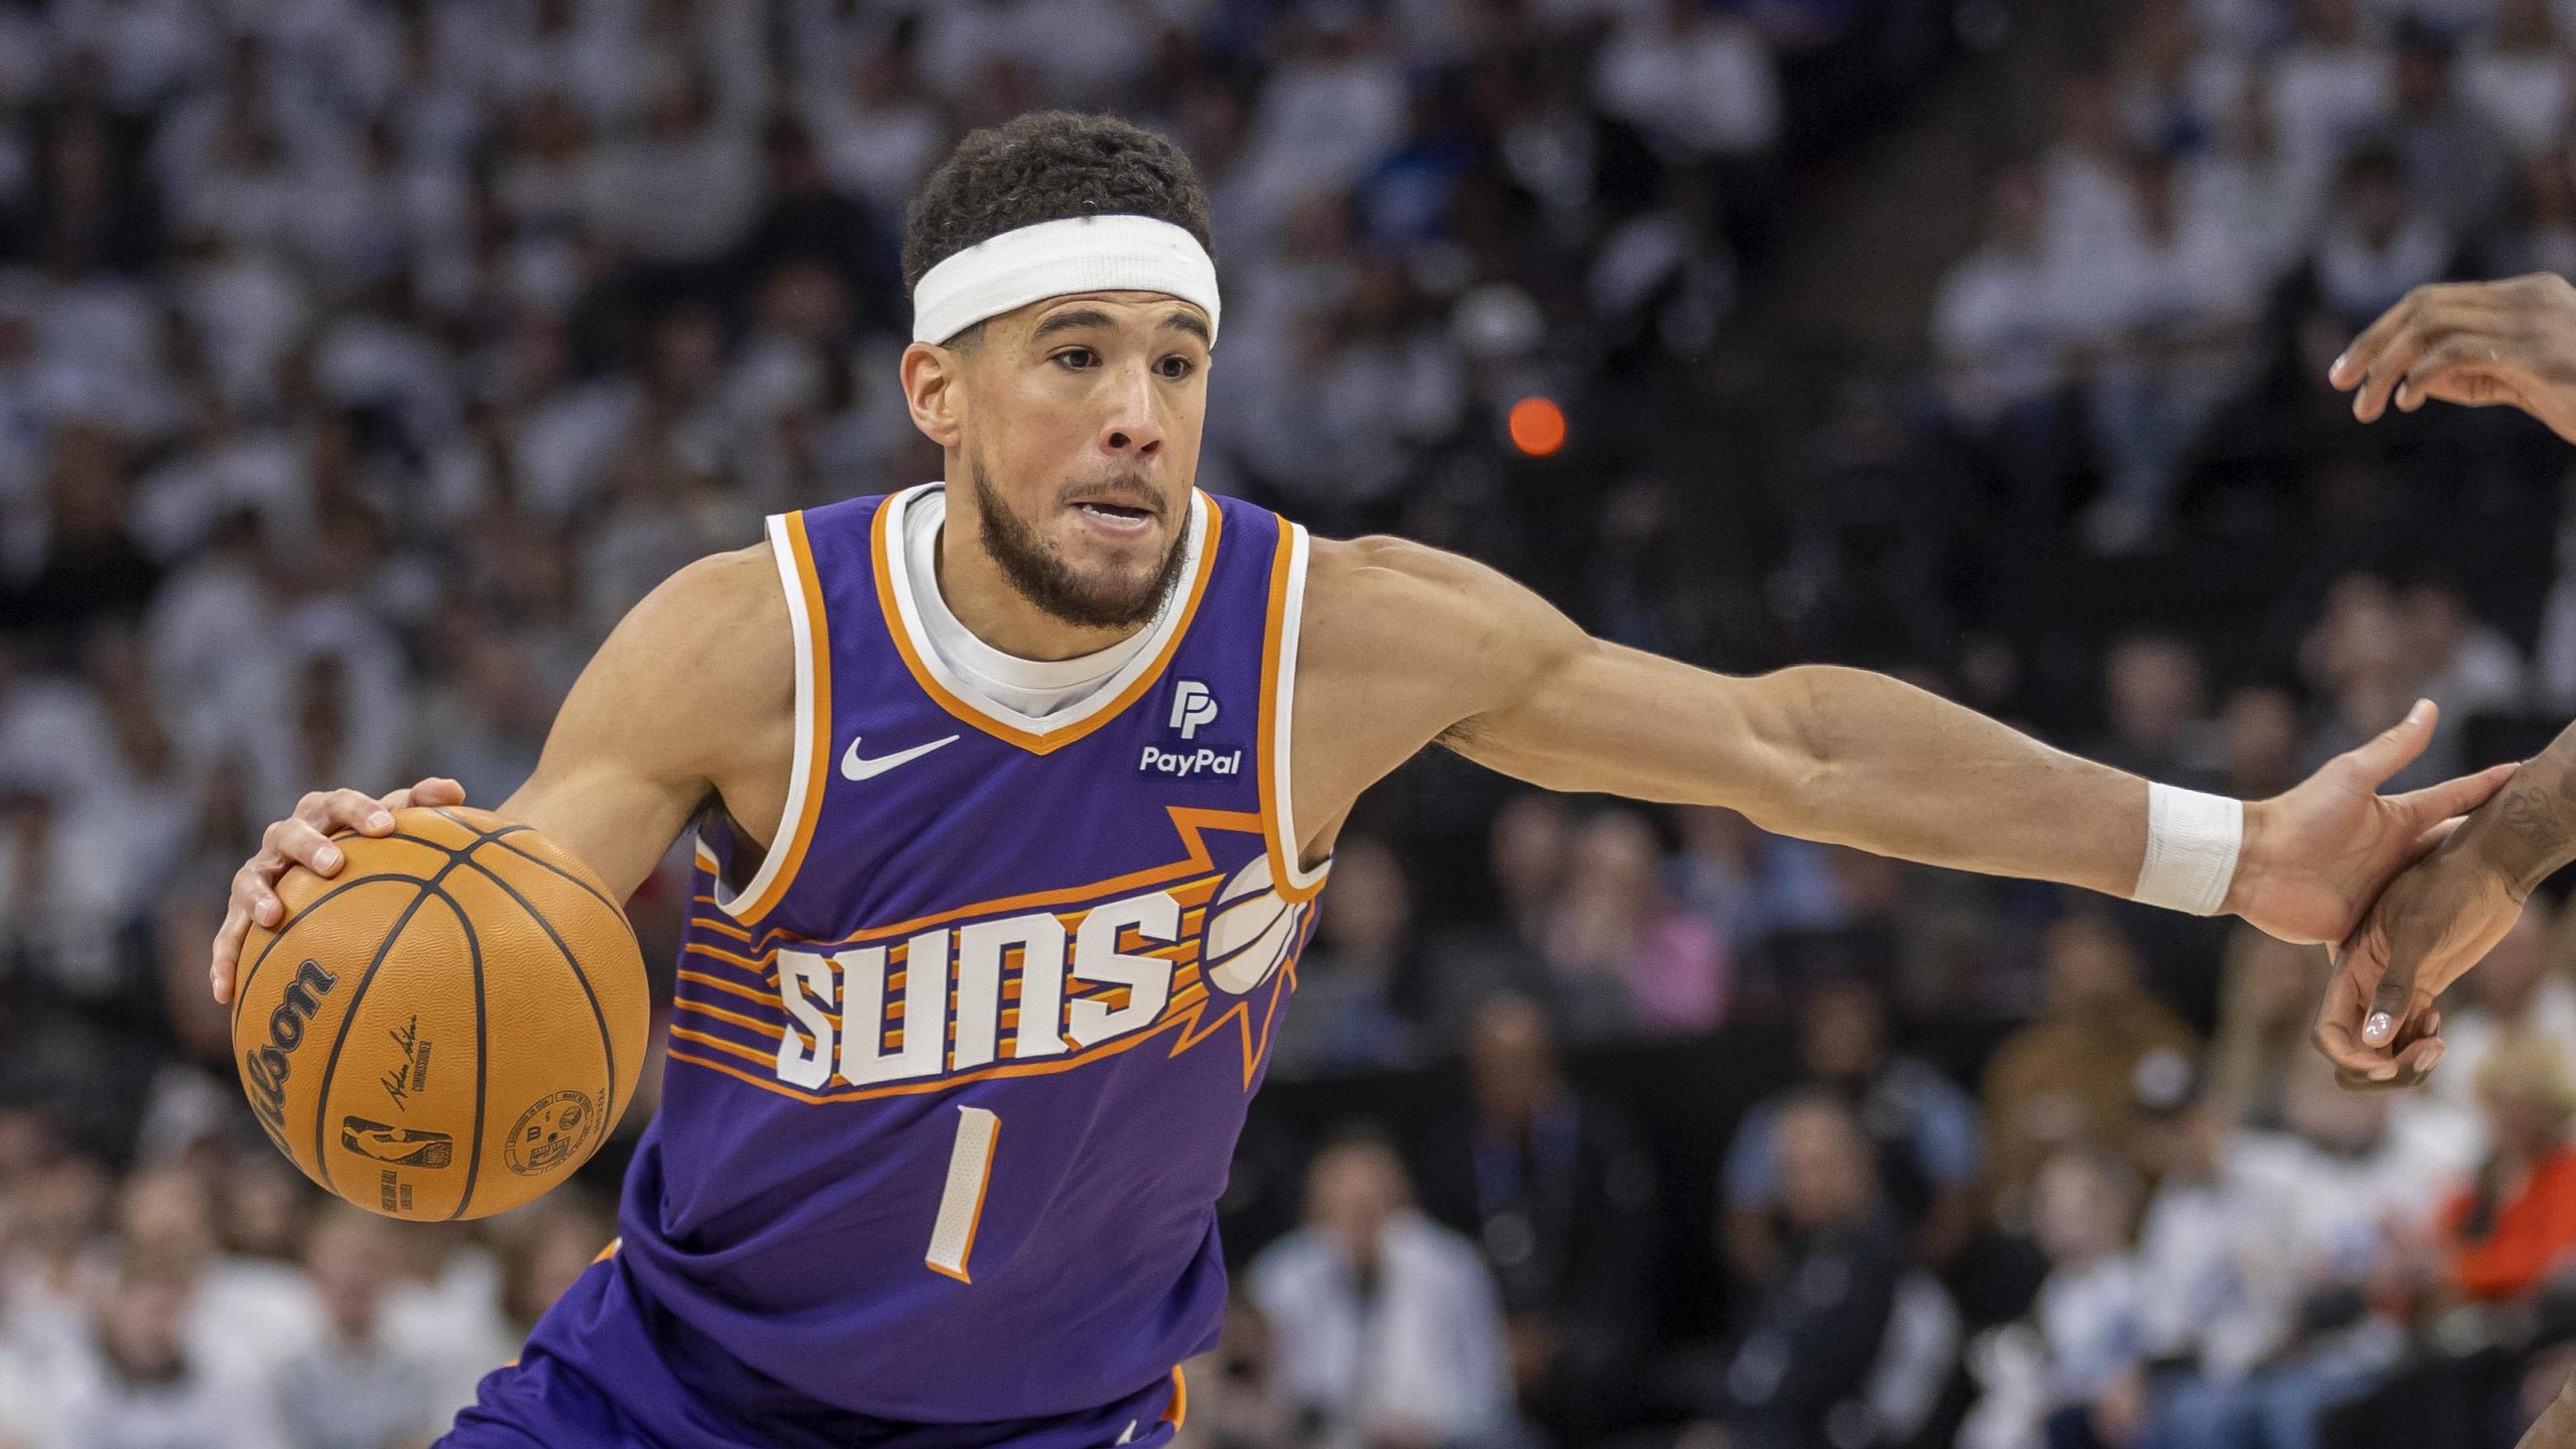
[2389,761,2518,832]
[2394,336,2521,412]
[2314,952,2392,1079]
[2363,947,2427,1053]
[2332,290,2429,390]
[297,786,396,836]
[234,846,288,930]
[2351,320,2447,421]
[209,902,247,1004]
[2341,699,2438,788]
[266,816,349,879]
[380,776,465,815]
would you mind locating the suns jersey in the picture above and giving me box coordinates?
[612,483,1328,1423]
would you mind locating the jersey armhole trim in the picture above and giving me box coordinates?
[1257,520,1329,904]
[713,510,832,924]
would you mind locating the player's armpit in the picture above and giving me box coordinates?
[499,543,797,903]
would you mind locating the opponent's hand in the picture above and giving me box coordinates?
[2316,814,2529,1090]
[210,777,465,1005]
[2330,274,2576,443]
[2223,700,2517,946]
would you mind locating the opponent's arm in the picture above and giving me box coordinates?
[1295,538,2511,948]
[2314,661,2576,1087]
[209,546,792,1003]
[2305,274,2576,1085]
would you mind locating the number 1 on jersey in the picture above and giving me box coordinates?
[926,1105,999,1282]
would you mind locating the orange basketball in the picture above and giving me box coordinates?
[231,806,649,1222]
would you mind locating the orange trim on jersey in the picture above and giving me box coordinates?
[671,1025,777,1068]
[1256,524,1328,905]
[869,490,1225,755]
[1162,1367,1187,1428]
[685,940,777,972]
[691,913,754,944]
[676,968,776,1008]
[729,511,835,926]
[592,1237,621,1264]
[925,1119,1001,1285]
[676,996,789,1039]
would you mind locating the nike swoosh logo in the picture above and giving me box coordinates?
[841,734,961,781]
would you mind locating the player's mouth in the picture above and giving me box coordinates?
[1067,498,1160,537]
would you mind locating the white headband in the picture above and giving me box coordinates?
[909,214,1220,346]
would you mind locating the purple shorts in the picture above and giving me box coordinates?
[440,1253,1186,1449]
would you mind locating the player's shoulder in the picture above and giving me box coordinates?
[598,542,794,700]
[1304,533,1513,633]
[1303,533,1581,664]
[1307,532,1482,593]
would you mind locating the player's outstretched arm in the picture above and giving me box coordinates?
[1298,538,2513,950]
[2330,273,2576,440]
[2316,717,2576,1088]
[208,545,793,1004]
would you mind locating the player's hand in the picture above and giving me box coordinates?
[210,777,465,1005]
[2316,814,2527,1090]
[2223,700,2517,947]
[2330,274,2576,443]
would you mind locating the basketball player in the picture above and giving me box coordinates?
[2313,271,2576,1449]
[205,115,2513,1448]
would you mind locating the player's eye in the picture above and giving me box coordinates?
[1155,354,1195,380]
[1051,347,1097,370]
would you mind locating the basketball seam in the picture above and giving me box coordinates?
[449,883,489,1222]
[471,831,625,920]
[233,872,408,1039]
[237,819,516,1033]
[458,849,622,1151]
[308,863,466,1200]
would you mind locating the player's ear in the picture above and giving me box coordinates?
[902,340,967,450]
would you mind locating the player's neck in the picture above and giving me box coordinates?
[932,509,1146,664]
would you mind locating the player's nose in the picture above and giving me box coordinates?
[1098,363,1164,459]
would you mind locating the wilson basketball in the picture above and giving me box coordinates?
[232,805,649,1222]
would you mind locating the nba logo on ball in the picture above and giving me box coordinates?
[1201,854,1304,995]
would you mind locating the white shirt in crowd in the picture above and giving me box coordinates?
[1932,240,2063,422]
[1592,5,1782,159]
[1248,1212,1514,1449]
[2131,1123,2438,1383]
[2462,44,2572,156]
[2033,1255,2144,1404]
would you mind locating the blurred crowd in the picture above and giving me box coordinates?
[12,0,2576,1447]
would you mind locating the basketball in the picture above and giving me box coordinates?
[231,805,649,1222]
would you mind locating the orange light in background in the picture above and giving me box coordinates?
[1507,396,1567,457]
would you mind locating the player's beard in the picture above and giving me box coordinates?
[971,460,1191,630]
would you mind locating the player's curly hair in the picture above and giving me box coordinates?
[901,112,1215,300]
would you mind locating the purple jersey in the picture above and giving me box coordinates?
[610,485,1326,1424]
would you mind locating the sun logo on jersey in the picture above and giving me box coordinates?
[667,809,1318,1102]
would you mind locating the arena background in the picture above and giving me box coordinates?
[10,1,2576,1447]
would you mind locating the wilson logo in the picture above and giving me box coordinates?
[244,959,340,1145]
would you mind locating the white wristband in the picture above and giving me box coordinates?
[2133,783,2244,917]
